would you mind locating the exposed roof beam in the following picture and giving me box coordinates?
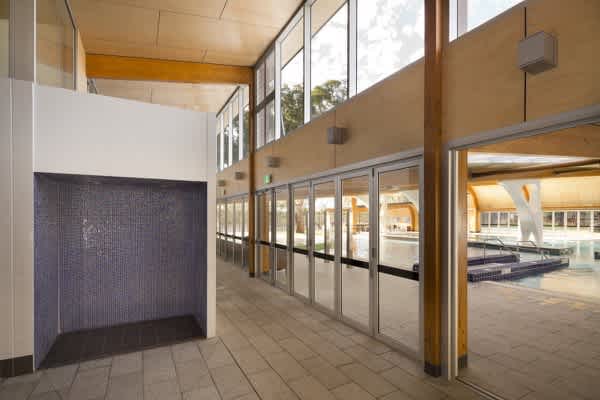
[470,159,600,183]
[86,54,253,85]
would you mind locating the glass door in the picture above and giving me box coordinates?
[375,163,422,355]
[292,185,310,299]
[242,197,249,269]
[256,191,273,282]
[341,174,371,329]
[234,198,243,266]
[313,180,336,312]
[275,187,290,290]
[226,200,234,261]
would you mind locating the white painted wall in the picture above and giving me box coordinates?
[35,86,210,182]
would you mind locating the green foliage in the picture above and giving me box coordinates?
[310,79,347,118]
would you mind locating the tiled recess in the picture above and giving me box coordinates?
[4,259,492,400]
[39,316,203,369]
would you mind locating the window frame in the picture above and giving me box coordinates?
[216,86,248,171]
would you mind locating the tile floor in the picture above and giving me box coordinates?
[1,258,487,400]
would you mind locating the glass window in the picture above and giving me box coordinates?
[509,213,519,227]
[232,97,240,164]
[266,51,275,95]
[0,0,8,77]
[243,87,250,158]
[490,212,498,226]
[293,185,310,298]
[275,188,289,286]
[481,212,490,226]
[311,0,348,118]
[567,211,578,228]
[256,109,265,149]
[594,211,600,233]
[266,100,275,144]
[315,181,336,311]
[554,211,565,228]
[357,0,424,92]
[216,115,221,171]
[580,211,591,228]
[223,106,230,168]
[281,16,304,136]
[466,0,522,32]
[543,211,553,227]
[256,62,265,105]
[37,0,75,89]
[499,212,508,226]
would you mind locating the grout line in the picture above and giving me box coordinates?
[219,0,229,19]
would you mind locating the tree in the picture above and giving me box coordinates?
[310,79,347,117]
[280,83,304,136]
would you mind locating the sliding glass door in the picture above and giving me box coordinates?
[275,187,290,290]
[292,185,310,299]
[256,191,272,282]
[313,180,336,312]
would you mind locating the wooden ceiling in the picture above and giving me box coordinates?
[93,79,238,112]
[70,0,304,66]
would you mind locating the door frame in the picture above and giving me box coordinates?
[291,182,312,303]
[372,159,425,361]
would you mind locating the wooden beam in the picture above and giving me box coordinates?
[423,0,447,377]
[457,150,469,370]
[86,54,253,85]
[470,159,600,182]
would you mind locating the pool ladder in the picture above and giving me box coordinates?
[482,237,516,263]
[515,240,549,260]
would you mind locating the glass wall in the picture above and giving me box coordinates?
[314,181,336,311]
[357,0,424,92]
[0,0,8,77]
[280,15,304,136]
[310,0,348,118]
[275,188,289,287]
[377,166,420,351]
[257,191,272,281]
[37,0,75,89]
[293,185,310,298]
[255,49,275,150]
[216,86,249,171]
[341,175,370,327]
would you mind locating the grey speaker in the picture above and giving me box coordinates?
[234,171,245,180]
[217,179,226,187]
[518,31,556,74]
[266,156,280,168]
[328,127,346,144]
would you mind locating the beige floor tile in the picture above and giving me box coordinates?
[32,365,78,394]
[111,352,142,377]
[339,363,396,398]
[106,372,143,400]
[182,385,221,400]
[299,356,350,390]
[230,346,271,375]
[278,338,317,361]
[79,357,112,371]
[248,370,298,400]
[210,364,253,400]
[0,382,37,400]
[331,382,375,400]
[220,331,252,352]
[199,339,236,369]
[143,351,177,385]
[176,359,212,392]
[380,368,446,400]
[68,366,110,400]
[172,342,203,364]
[378,390,416,400]
[263,351,308,382]
[263,323,294,341]
[288,375,335,400]
[344,345,394,372]
[249,334,284,356]
[144,378,182,400]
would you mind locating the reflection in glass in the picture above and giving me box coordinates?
[594,212,600,233]
[543,212,553,227]
[378,167,420,350]
[580,211,591,229]
[0,0,8,77]
[257,192,272,280]
[357,0,424,92]
[554,211,565,228]
[311,1,348,118]
[243,88,250,158]
[232,97,240,164]
[37,0,75,89]
[567,211,578,228]
[281,13,304,136]
[275,189,289,286]
[314,181,335,311]
[266,100,275,144]
[342,175,369,326]
[256,109,265,149]
[293,186,310,298]
[266,51,275,95]
[256,62,265,104]
[223,106,230,168]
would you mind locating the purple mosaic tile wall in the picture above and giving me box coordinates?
[34,175,60,367]
[34,173,207,366]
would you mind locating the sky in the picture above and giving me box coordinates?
[282,0,522,92]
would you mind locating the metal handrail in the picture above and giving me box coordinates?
[515,240,548,260]
[482,237,515,261]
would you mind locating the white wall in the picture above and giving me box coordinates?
[35,86,210,182]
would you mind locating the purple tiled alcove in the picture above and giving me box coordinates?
[34,173,207,367]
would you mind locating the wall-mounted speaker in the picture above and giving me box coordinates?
[217,179,226,187]
[234,171,245,180]
[518,31,556,74]
[266,156,280,168]
[327,127,346,144]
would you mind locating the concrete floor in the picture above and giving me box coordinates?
[0,258,486,400]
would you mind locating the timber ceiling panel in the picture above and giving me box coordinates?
[93,79,237,112]
[70,0,303,66]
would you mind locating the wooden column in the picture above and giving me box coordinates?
[248,80,257,277]
[423,0,447,377]
[457,151,469,369]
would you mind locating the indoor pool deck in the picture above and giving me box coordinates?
[0,259,485,400]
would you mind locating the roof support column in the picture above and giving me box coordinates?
[423,0,448,378]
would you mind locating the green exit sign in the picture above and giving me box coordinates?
[264,174,272,184]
